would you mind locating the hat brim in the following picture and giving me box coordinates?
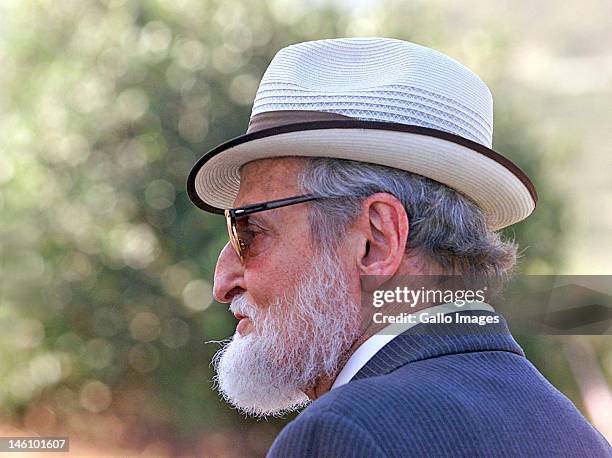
[186,120,537,230]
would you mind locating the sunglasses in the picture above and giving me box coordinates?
[224,194,321,261]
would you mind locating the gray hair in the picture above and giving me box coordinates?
[298,157,518,289]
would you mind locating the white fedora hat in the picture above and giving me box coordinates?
[187,37,537,230]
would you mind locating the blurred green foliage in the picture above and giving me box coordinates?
[0,0,583,454]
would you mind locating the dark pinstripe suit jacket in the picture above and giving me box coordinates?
[267,311,611,457]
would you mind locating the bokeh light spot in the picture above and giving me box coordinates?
[182,279,213,312]
[160,317,190,349]
[129,311,161,342]
[128,343,160,373]
[80,380,112,413]
[145,179,176,210]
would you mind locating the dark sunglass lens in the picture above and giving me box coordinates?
[235,216,254,253]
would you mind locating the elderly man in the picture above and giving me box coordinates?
[187,38,610,457]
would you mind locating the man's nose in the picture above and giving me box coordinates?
[213,243,246,303]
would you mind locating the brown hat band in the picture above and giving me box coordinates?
[247,110,353,134]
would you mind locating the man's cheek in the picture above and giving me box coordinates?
[245,270,297,306]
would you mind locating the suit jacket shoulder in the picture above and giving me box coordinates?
[267,407,386,458]
[268,312,612,457]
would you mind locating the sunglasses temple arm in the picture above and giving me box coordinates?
[261,195,318,211]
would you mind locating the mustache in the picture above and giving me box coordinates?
[229,294,259,319]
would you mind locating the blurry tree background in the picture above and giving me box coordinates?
[1,0,610,456]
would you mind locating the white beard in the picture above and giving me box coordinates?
[212,249,361,417]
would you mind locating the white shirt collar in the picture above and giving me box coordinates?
[331,301,494,390]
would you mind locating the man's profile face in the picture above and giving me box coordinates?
[211,158,362,417]
[213,158,317,321]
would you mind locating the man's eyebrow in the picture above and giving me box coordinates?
[248,213,273,227]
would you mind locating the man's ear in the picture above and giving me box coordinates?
[355,193,409,282]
